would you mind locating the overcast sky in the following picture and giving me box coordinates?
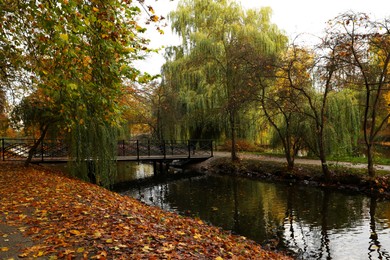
[136,0,389,75]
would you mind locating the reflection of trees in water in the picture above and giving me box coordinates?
[282,186,308,256]
[281,187,379,259]
[318,190,331,260]
[283,188,332,259]
[124,175,390,258]
[368,197,390,259]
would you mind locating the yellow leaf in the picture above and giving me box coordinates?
[105,238,113,243]
[142,245,151,252]
[92,7,99,12]
[70,229,81,235]
[93,231,102,238]
[193,233,202,239]
[215,257,224,260]
[60,33,68,41]
[1,247,9,252]
[77,247,85,253]
[150,15,159,22]
[148,6,155,14]
[34,251,44,257]
[68,83,77,90]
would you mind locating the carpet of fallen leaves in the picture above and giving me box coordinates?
[0,163,291,259]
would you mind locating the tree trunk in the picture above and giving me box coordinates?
[285,150,295,171]
[24,124,49,166]
[319,145,331,181]
[230,111,239,162]
[367,144,375,178]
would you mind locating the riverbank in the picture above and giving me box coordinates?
[0,162,291,259]
[193,152,390,200]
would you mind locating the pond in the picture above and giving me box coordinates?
[117,163,390,259]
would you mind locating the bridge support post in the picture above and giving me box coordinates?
[187,140,191,159]
[153,161,158,176]
[41,140,44,162]
[136,140,139,160]
[1,138,4,161]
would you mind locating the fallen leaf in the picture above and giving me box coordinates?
[69,229,81,236]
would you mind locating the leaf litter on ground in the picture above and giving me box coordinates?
[0,162,291,259]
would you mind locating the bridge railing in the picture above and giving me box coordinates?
[117,139,213,159]
[1,139,68,161]
[1,138,213,162]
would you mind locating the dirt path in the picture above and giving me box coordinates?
[211,151,390,171]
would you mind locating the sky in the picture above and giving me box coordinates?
[136,0,389,75]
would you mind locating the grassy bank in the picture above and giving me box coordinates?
[204,157,390,200]
[0,162,291,259]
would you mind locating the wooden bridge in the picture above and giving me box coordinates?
[1,138,213,164]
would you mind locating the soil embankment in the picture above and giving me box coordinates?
[190,152,390,200]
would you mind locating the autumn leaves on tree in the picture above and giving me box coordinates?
[1,0,163,186]
[158,3,390,178]
[1,0,390,181]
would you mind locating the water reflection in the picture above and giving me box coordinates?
[116,162,154,183]
[120,170,390,259]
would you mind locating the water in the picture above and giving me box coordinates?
[118,164,390,259]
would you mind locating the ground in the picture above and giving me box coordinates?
[0,162,291,259]
[194,152,390,200]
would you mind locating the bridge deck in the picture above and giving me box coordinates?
[1,139,213,163]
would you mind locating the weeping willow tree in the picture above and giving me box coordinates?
[63,0,152,188]
[298,90,361,157]
[161,0,286,160]
[2,0,154,187]
[70,121,117,187]
[325,90,361,157]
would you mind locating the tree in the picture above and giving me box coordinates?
[162,0,286,161]
[259,45,314,170]
[11,90,61,165]
[2,0,158,187]
[326,12,390,177]
[261,40,358,179]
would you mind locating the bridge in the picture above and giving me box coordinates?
[1,138,213,164]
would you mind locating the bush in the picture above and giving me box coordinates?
[219,139,263,152]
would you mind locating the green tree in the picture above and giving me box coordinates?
[162,0,286,160]
[259,18,363,178]
[259,45,314,170]
[2,0,156,187]
[326,12,390,177]
[11,90,61,165]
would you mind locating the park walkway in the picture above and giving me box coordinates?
[211,151,390,172]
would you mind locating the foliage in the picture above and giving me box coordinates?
[325,12,390,177]
[220,139,262,153]
[0,0,163,185]
[70,121,118,188]
[261,45,315,170]
[161,0,286,161]
[10,90,60,135]
[0,163,291,259]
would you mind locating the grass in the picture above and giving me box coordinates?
[237,149,390,166]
